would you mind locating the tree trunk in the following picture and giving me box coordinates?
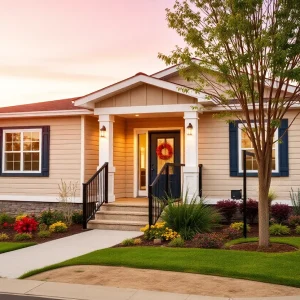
[257,152,272,248]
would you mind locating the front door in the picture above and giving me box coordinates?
[149,131,181,199]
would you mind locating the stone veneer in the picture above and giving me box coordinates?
[0,200,82,216]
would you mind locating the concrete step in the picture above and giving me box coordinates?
[96,210,148,222]
[87,220,146,231]
[101,203,148,213]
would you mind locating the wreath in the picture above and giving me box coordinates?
[156,142,173,160]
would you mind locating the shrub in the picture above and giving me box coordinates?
[38,223,48,231]
[222,227,242,240]
[72,210,83,224]
[288,215,300,227]
[216,200,238,224]
[239,199,258,224]
[0,233,9,241]
[39,209,64,226]
[162,195,221,240]
[290,188,300,216]
[140,222,180,241]
[269,224,290,236]
[295,226,300,235]
[14,233,32,241]
[168,237,185,247]
[121,238,134,246]
[14,216,38,233]
[0,213,15,226]
[37,231,51,238]
[271,203,291,223]
[133,238,142,245]
[193,232,224,249]
[15,214,28,221]
[230,222,251,232]
[49,221,68,233]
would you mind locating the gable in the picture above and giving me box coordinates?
[95,84,197,108]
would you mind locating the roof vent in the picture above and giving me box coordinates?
[135,72,147,76]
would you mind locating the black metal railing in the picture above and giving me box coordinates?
[199,164,203,198]
[82,162,108,229]
[148,162,185,226]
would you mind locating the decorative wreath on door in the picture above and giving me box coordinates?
[156,142,173,160]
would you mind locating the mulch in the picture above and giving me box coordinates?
[230,242,297,253]
[1,224,88,244]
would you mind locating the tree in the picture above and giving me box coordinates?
[159,0,300,247]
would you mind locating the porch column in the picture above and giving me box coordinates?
[183,111,199,202]
[99,115,115,202]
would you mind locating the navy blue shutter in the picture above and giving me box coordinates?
[0,128,2,175]
[279,119,289,176]
[41,126,50,177]
[229,122,238,176]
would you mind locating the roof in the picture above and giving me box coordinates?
[0,97,83,113]
[75,73,210,108]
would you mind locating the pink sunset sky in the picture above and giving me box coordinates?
[0,0,183,107]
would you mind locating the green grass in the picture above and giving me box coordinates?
[0,242,36,254]
[20,237,300,288]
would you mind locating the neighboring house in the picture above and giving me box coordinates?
[0,64,297,224]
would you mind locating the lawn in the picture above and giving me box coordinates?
[0,242,36,254]
[21,237,300,288]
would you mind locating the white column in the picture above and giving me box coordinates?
[183,111,199,202]
[99,115,115,202]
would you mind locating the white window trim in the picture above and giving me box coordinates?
[238,124,279,173]
[2,128,42,174]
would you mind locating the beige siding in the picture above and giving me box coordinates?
[0,117,82,199]
[114,116,126,198]
[199,111,300,201]
[95,84,196,108]
[84,116,99,181]
[124,117,184,198]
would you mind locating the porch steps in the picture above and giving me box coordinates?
[88,219,146,231]
[87,202,148,231]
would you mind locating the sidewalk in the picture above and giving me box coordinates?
[0,230,140,278]
[0,278,299,300]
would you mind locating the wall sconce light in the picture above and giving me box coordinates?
[100,125,106,138]
[187,123,193,135]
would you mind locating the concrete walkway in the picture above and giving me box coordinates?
[0,278,299,300]
[0,230,140,278]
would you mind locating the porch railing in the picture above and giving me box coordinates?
[82,162,108,229]
[148,163,204,226]
[148,162,185,226]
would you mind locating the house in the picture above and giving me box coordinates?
[0,64,297,230]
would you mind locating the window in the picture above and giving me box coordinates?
[229,120,289,177]
[3,129,41,173]
[0,126,50,177]
[238,124,279,173]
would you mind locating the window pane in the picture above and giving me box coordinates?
[32,132,39,141]
[6,153,13,161]
[6,162,13,171]
[6,133,12,142]
[24,152,31,161]
[12,133,21,142]
[138,134,146,191]
[32,162,39,171]
[5,143,12,151]
[14,162,20,171]
[272,159,276,170]
[23,132,31,141]
[24,162,31,171]
[32,152,39,160]
[12,142,20,151]
[32,142,39,151]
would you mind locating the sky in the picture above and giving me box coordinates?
[0,0,183,107]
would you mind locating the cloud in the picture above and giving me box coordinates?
[0,64,117,82]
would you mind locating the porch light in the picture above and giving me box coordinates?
[187,123,193,135]
[100,125,106,138]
